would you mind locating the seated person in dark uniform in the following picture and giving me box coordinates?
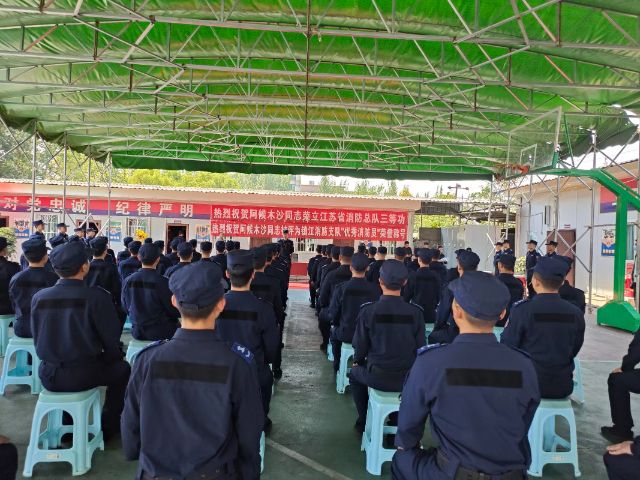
[428,252,447,286]
[604,436,640,480]
[495,253,525,325]
[118,236,133,259]
[403,248,441,325]
[556,256,586,313]
[392,271,540,480]
[118,240,142,281]
[429,250,479,345]
[31,241,130,440]
[367,246,377,263]
[216,249,279,434]
[325,253,381,373]
[601,320,640,443]
[0,237,21,316]
[153,240,172,275]
[366,246,386,284]
[349,260,426,436]
[117,251,131,263]
[409,249,420,272]
[308,245,323,308]
[394,247,411,273]
[264,245,288,310]
[213,241,228,270]
[85,236,126,328]
[122,243,181,341]
[250,247,285,379]
[501,256,585,399]
[225,240,235,253]
[9,238,58,338]
[165,242,193,278]
[189,239,202,262]
[122,261,263,480]
[165,237,181,266]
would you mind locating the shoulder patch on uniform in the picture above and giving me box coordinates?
[137,339,166,357]
[511,299,529,310]
[230,343,254,363]
[418,343,446,355]
[507,345,530,357]
[359,301,377,310]
[409,303,424,312]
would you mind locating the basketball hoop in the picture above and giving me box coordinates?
[494,163,529,181]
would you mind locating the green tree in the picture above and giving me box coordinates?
[399,186,412,197]
[235,173,292,191]
[316,176,348,194]
[353,180,385,196]
[385,180,398,196]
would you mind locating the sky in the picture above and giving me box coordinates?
[300,175,487,198]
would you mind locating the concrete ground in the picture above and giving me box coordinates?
[0,289,638,479]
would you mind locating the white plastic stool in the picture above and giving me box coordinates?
[23,388,104,477]
[0,314,15,357]
[0,336,42,394]
[336,343,354,394]
[527,398,580,477]
[125,339,154,365]
[572,357,585,404]
[361,389,401,475]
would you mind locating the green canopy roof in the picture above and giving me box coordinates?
[0,0,639,179]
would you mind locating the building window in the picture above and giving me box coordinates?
[127,218,149,238]
[296,238,320,252]
[37,213,59,239]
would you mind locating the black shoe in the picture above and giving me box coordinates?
[353,425,363,437]
[273,368,283,379]
[320,343,328,352]
[264,418,273,436]
[103,429,122,443]
[601,426,634,443]
[310,303,315,308]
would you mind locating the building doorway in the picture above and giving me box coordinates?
[0,216,7,228]
[250,237,271,249]
[547,229,577,286]
[167,224,188,250]
[77,220,101,234]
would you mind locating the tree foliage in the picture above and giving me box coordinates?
[316,176,348,194]
[385,180,398,196]
[234,173,292,191]
[399,185,412,197]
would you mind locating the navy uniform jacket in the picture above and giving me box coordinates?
[501,294,585,397]
[367,260,384,285]
[118,256,142,281]
[278,238,294,257]
[559,281,586,313]
[434,280,455,331]
[324,277,381,341]
[410,259,420,272]
[318,264,352,308]
[215,290,279,386]
[156,254,173,276]
[403,268,441,312]
[85,259,122,307]
[353,296,426,372]
[307,254,322,277]
[404,257,412,269]
[165,262,190,278]
[525,250,541,279]
[504,248,514,255]
[9,267,59,337]
[396,335,540,475]
[250,272,285,324]
[621,328,640,372]
[212,253,227,273]
[165,252,180,266]
[122,329,263,480]
[264,264,287,305]
[428,261,447,286]
[319,261,340,289]
[0,256,22,315]
[444,267,459,284]
[31,279,123,364]
[493,250,503,275]
[191,251,202,262]
[121,269,180,330]
[546,251,558,258]
[310,257,327,285]
[497,273,525,325]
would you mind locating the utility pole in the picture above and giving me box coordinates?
[448,184,470,198]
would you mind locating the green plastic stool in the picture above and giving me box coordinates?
[0,336,42,394]
[125,339,154,365]
[23,388,104,477]
[0,314,15,357]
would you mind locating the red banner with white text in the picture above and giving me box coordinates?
[211,205,408,240]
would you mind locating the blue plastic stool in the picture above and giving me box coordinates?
[493,326,504,341]
[125,339,154,365]
[572,357,585,404]
[0,314,14,357]
[123,317,132,330]
[270,363,274,397]
[361,389,401,475]
[260,431,265,473]
[336,343,354,394]
[425,323,434,341]
[527,398,580,477]
[0,337,42,394]
[327,327,334,361]
[23,388,104,477]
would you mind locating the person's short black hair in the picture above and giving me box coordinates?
[228,267,254,288]
[498,261,515,272]
[533,271,564,290]
[93,244,107,256]
[404,241,409,245]
[466,247,472,251]
[461,265,478,272]
[179,252,192,261]
[54,262,87,279]
[141,258,157,266]
[176,301,219,321]
[383,283,402,292]
[253,256,266,271]
[24,250,46,264]
[331,250,340,260]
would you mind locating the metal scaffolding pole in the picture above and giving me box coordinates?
[62,135,68,224]
[107,154,112,236]
[588,142,596,313]
[30,132,37,226]
[86,147,91,228]
[636,139,640,312]
[554,175,560,242]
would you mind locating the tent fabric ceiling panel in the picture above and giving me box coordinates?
[0,0,638,179]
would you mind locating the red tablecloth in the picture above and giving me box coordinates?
[291,262,308,277]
